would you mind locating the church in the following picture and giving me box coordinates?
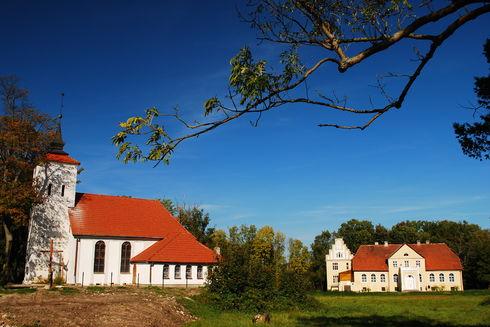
[325,238,464,292]
[23,129,218,287]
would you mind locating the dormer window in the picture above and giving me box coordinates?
[47,184,52,196]
[61,185,65,197]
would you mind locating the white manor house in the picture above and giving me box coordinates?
[23,130,217,287]
[326,238,464,292]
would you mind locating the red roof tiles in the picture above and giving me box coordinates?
[352,243,463,271]
[409,243,463,271]
[352,244,402,271]
[46,153,80,165]
[69,193,184,239]
[131,231,218,264]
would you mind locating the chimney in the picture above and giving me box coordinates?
[417,240,421,245]
[374,242,379,245]
[425,240,430,244]
[384,241,388,247]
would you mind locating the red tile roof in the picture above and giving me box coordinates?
[352,244,402,271]
[69,193,184,239]
[408,243,463,271]
[46,152,80,165]
[131,231,218,264]
[352,243,463,271]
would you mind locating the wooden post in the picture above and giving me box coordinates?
[110,272,113,287]
[81,272,84,287]
[137,273,140,288]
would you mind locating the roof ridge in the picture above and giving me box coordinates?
[76,192,160,202]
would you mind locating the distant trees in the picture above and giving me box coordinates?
[0,76,56,284]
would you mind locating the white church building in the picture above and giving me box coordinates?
[23,129,217,286]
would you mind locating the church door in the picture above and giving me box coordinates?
[404,274,416,291]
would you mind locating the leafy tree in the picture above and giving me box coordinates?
[374,224,390,243]
[389,220,429,244]
[336,219,375,253]
[0,76,55,284]
[310,230,333,290]
[113,0,490,165]
[454,39,490,160]
[464,229,490,289]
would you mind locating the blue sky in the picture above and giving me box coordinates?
[2,1,489,244]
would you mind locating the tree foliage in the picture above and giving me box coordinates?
[309,230,333,290]
[454,38,490,160]
[0,76,55,284]
[113,0,490,165]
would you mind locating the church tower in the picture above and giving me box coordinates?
[23,122,80,284]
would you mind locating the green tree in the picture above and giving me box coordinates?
[176,206,215,246]
[0,76,55,284]
[310,230,333,290]
[113,1,490,165]
[454,39,490,160]
[389,221,429,244]
[337,219,375,253]
[159,198,177,216]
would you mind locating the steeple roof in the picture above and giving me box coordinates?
[45,116,80,165]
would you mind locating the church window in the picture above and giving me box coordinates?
[449,273,455,282]
[393,261,398,268]
[393,274,398,283]
[430,273,435,282]
[93,241,105,273]
[361,274,367,282]
[416,260,421,267]
[332,262,338,270]
[61,185,65,197]
[186,265,192,279]
[163,264,169,279]
[439,273,445,282]
[380,274,386,283]
[175,265,181,279]
[120,242,131,273]
[47,184,52,196]
[371,274,376,282]
[197,265,203,279]
[404,260,409,267]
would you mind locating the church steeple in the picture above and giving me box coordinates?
[48,115,68,155]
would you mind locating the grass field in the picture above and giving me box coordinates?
[183,291,490,327]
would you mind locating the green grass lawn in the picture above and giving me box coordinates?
[183,291,490,327]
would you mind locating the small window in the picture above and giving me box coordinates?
[393,274,398,283]
[380,274,386,283]
[430,273,435,282]
[175,265,181,279]
[333,275,339,283]
[61,185,65,197]
[93,241,105,273]
[361,274,367,282]
[332,262,338,270]
[381,287,386,291]
[47,183,52,196]
[404,260,409,267]
[449,273,455,282]
[416,260,421,267]
[336,252,343,258]
[404,253,409,256]
[186,265,192,279]
[393,260,398,268]
[346,262,349,270]
[120,242,131,273]
[419,274,422,282]
[371,274,376,282]
[197,265,203,279]
[439,273,445,282]
[163,264,169,279]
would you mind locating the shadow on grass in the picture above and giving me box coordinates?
[296,315,461,327]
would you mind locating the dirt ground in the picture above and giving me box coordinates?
[0,287,197,327]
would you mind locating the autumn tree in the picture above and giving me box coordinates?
[0,76,55,284]
[113,0,490,165]
[454,38,490,160]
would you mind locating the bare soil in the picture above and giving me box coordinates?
[0,287,197,327]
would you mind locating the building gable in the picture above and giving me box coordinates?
[389,244,424,260]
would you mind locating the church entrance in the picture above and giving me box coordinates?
[404,274,416,291]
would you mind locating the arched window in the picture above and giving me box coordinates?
[380,274,386,283]
[429,273,435,282]
[174,265,181,279]
[393,274,398,283]
[449,273,455,282]
[361,274,367,282]
[163,264,169,279]
[439,273,445,282]
[197,265,203,279]
[371,274,376,282]
[186,265,192,279]
[93,241,105,273]
[120,242,131,273]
